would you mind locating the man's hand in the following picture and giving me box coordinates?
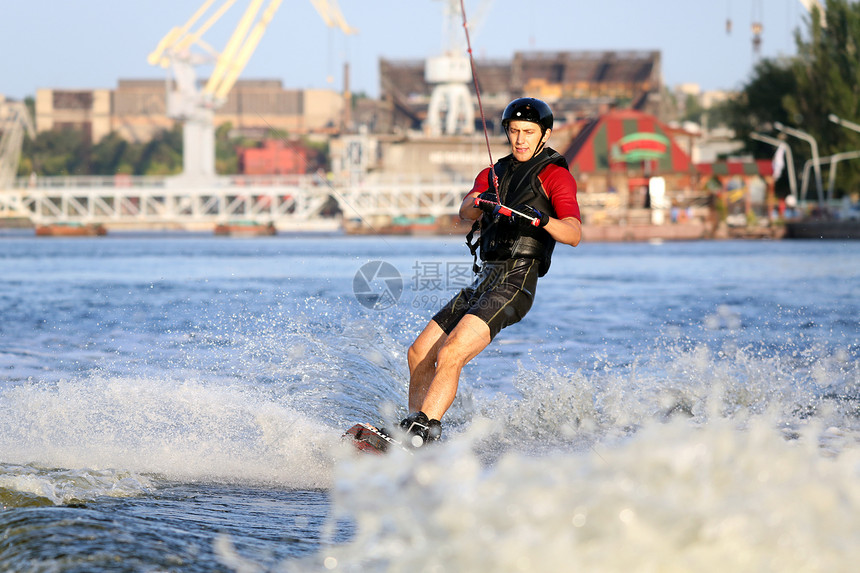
[474,190,500,214]
[514,204,550,228]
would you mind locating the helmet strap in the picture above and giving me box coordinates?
[533,129,548,157]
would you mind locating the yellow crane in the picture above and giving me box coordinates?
[148,0,355,179]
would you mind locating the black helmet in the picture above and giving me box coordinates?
[501,98,553,131]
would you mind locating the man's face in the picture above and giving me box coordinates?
[507,120,550,162]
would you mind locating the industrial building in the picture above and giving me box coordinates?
[32,49,660,144]
[376,50,662,134]
[328,49,666,183]
[34,79,346,145]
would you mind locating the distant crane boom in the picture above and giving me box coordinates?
[797,0,825,14]
[205,0,280,101]
[798,0,826,26]
[147,0,356,180]
[309,0,357,35]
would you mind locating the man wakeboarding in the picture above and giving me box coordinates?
[375,97,582,450]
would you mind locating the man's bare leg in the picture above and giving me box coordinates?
[406,320,447,412]
[418,314,491,421]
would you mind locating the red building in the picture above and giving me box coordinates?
[562,108,697,195]
[238,139,309,175]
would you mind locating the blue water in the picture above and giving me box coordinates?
[1,233,858,571]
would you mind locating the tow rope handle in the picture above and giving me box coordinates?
[473,197,542,226]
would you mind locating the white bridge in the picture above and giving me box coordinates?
[0,174,469,230]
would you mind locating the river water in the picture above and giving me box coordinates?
[0,232,858,572]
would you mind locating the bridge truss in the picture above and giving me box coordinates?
[0,175,468,229]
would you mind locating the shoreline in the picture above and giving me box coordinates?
[5,216,857,241]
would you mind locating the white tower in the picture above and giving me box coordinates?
[425,0,475,136]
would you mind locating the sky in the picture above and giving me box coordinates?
[0,0,815,102]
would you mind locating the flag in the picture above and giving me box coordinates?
[772,144,786,180]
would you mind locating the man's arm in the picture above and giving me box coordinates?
[459,190,483,221]
[539,165,581,246]
[543,216,581,247]
[459,168,493,220]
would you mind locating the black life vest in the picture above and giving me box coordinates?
[467,147,568,277]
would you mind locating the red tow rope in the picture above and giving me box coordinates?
[459,0,499,196]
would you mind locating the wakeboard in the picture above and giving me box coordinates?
[343,422,412,455]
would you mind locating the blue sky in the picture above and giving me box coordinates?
[1,0,813,101]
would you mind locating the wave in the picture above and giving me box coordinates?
[214,339,859,571]
[283,413,859,573]
[0,465,151,508]
[0,336,856,493]
[0,376,337,489]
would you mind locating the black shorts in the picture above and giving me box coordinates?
[432,258,540,340]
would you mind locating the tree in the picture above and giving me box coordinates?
[785,0,860,196]
[90,132,131,175]
[724,57,797,151]
[137,126,183,175]
[721,57,798,198]
[22,127,88,176]
[20,123,245,177]
[722,0,860,199]
[682,93,705,124]
[215,122,239,174]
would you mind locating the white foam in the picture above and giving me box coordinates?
[270,342,860,572]
[304,414,860,572]
[0,465,152,507]
[0,376,337,488]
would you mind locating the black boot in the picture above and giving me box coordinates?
[399,411,442,448]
